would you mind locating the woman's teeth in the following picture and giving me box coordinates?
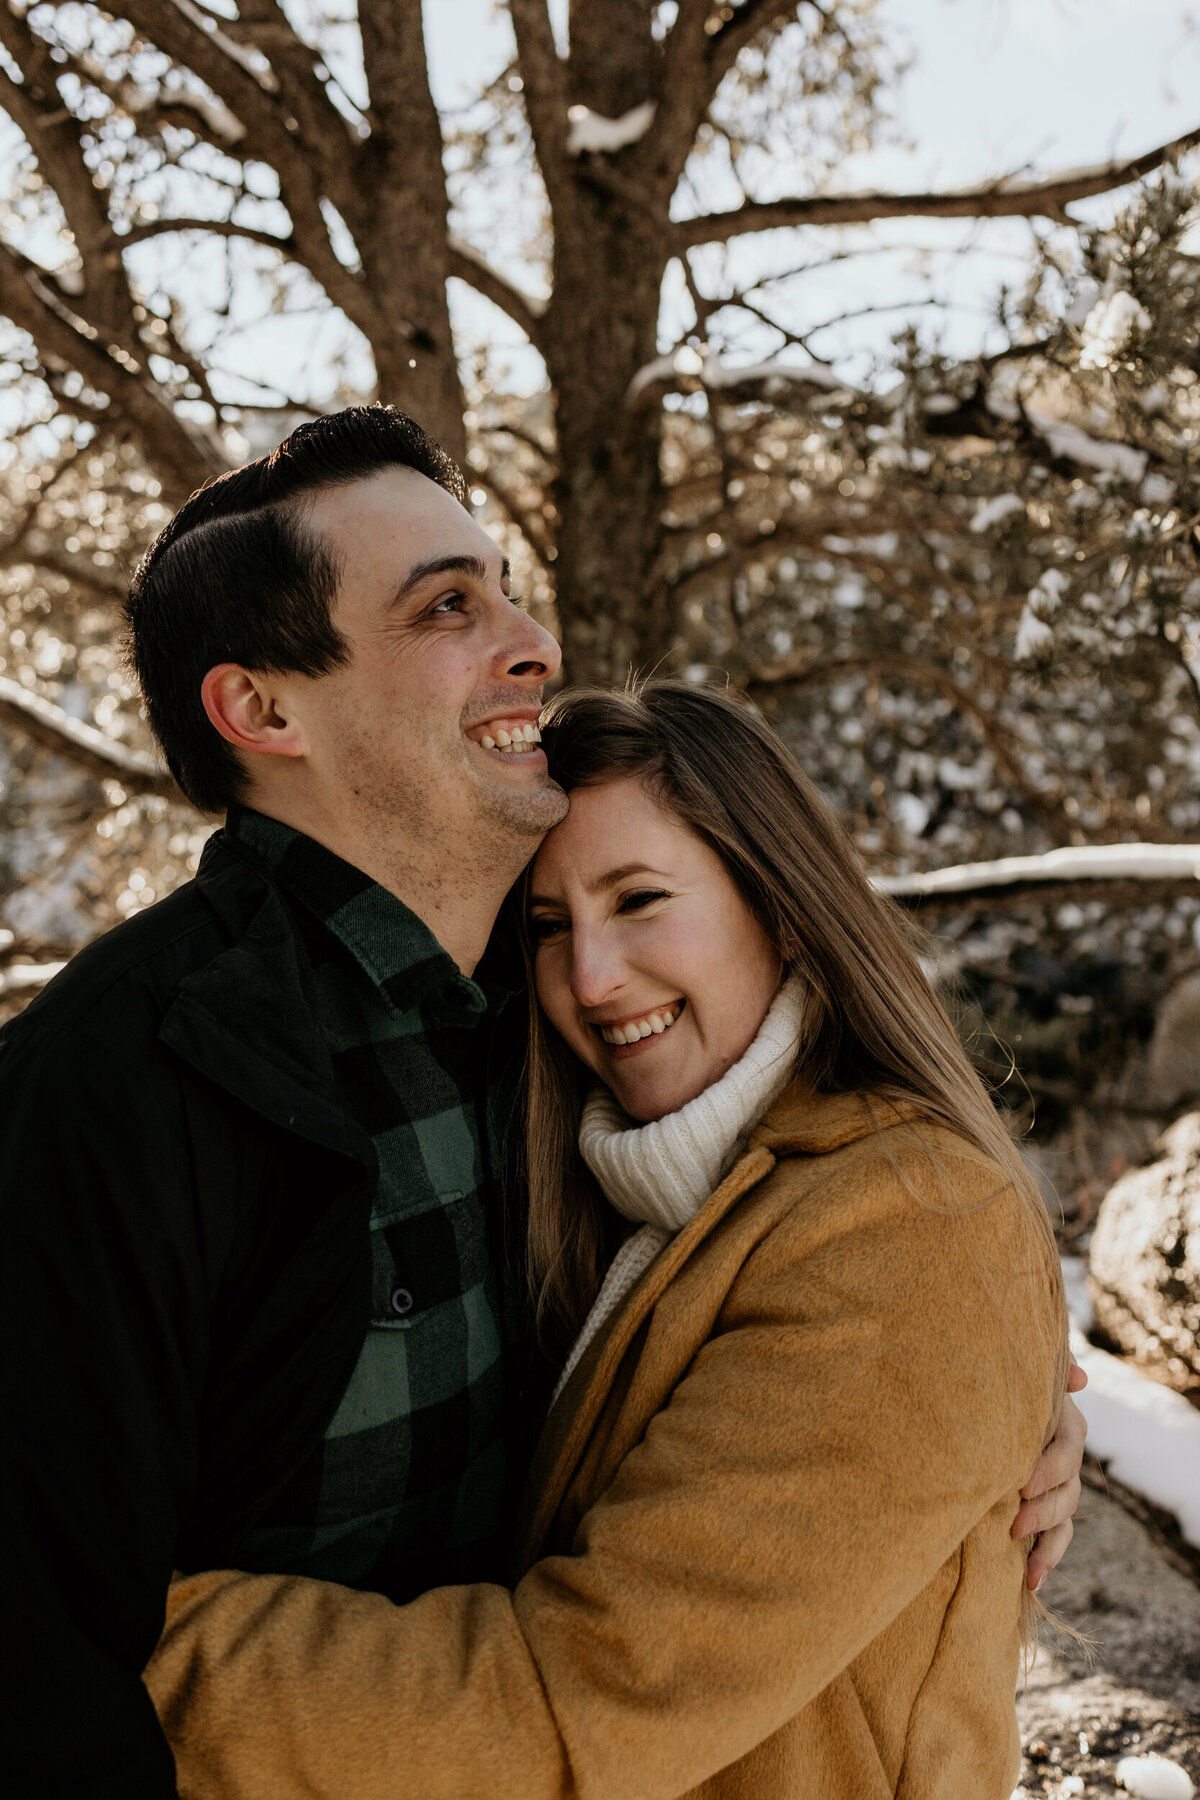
[479,722,542,754]
[600,1006,680,1046]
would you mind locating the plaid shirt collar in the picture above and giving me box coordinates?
[224,806,520,1019]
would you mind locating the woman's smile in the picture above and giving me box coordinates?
[530,779,781,1121]
[592,998,685,1052]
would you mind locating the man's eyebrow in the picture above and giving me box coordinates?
[529,865,672,907]
[389,552,511,609]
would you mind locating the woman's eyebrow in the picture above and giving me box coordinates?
[388,552,510,609]
[528,866,671,909]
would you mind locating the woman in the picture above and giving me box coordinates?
[148,680,1073,1800]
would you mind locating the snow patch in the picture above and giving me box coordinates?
[1079,290,1151,370]
[1115,1754,1196,1799]
[567,99,656,155]
[1060,1259,1200,1552]
[1015,608,1054,660]
[970,494,1025,533]
[1027,410,1148,484]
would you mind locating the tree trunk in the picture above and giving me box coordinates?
[355,0,467,465]
[544,203,670,684]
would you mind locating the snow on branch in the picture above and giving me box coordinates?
[877,843,1200,900]
[566,99,656,156]
[0,677,176,796]
[1026,409,1149,484]
[626,346,855,406]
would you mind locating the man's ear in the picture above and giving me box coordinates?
[200,664,308,761]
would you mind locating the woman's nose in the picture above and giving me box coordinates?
[568,933,625,1010]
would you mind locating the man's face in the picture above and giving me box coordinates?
[290,466,567,853]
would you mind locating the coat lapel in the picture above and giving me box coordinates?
[515,1083,930,1571]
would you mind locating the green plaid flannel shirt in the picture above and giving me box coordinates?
[222,806,522,1602]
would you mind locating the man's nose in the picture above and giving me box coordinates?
[499,607,562,684]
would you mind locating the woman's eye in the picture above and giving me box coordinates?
[529,915,567,942]
[619,889,670,914]
[431,592,467,615]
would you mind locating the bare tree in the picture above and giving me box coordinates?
[1,0,1196,688]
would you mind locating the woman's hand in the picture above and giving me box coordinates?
[1011,1360,1088,1590]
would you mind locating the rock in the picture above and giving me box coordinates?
[1017,1475,1200,1794]
[1144,974,1200,1112]
[1088,1114,1200,1392]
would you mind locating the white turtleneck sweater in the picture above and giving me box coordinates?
[553,975,806,1404]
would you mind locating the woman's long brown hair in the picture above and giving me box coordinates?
[520,678,1067,1397]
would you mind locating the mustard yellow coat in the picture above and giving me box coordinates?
[145,1087,1065,1800]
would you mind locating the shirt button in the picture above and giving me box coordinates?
[389,1286,414,1317]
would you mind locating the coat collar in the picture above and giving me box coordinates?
[750,1083,926,1157]
[157,835,373,1167]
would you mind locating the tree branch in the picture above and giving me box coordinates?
[706,0,798,82]
[676,122,1200,247]
[0,676,178,796]
[0,244,222,502]
[508,0,571,202]
[445,236,547,346]
[112,217,296,255]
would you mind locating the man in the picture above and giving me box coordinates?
[0,407,1082,1796]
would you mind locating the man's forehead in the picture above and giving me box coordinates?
[307,464,502,576]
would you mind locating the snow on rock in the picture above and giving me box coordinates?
[970,494,1025,533]
[876,842,1200,898]
[1079,291,1152,370]
[1027,409,1149,484]
[566,99,656,155]
[1116,1754,1196,1800]
[1060,1257,1200,1551]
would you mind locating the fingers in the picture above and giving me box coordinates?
[1025,1517,1075,1591]
[1021,1392,1088,1500]
[1066,1359,1089,1393]
[1012,1472,1081,1542]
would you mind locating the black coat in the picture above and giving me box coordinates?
[0,832,387,1795]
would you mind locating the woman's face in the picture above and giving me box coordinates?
[529,777,782,1123]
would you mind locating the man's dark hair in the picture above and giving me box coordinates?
[126,405,467,813]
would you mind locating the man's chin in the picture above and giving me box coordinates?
[477,770,568,838]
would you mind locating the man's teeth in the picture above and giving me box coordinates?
[600,1007,679,1046]
[479,722,542,754]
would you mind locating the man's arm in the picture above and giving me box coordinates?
[1014,1366,1088,1589]
[0,1023,204,1797]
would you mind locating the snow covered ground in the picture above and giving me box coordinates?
[1061,1256,1200,1551]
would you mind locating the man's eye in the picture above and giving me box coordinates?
[529,915,567,943]
[619,889,670,913]
[431,592,467,615]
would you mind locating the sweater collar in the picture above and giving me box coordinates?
[577,976,806,1230]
